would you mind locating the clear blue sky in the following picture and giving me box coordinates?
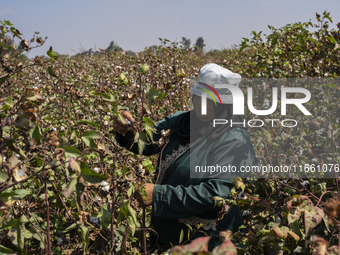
[1,0,340,57]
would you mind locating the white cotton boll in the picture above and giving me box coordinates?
[262,99,270,108]
[104,120,108,126]
[57,238,63,245]
[242,210,249,217]
[102,185,110,192]
[280,180,287,184]
[276,217,281,224]
[3,157,6,162]
[93,167,100,173]
[93,196,101,202]
[15,154,20,158]
[60,126,65,131]
[312,158,317,163]
[101,181,108,187]
[107,112,111,115]
[301,180,309,187]
[90,217,99,225]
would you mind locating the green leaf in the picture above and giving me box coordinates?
[143,116,155,141]
[78,119,95,126]
[48,66,57,78]
[179,229,184,243]
[117,199,138,236]
[98,204,111,230]
[328,36,336,44]
[119,73,129,85]
[112,108,125,124]
[0,244,14,254]
[80,162,108,183]
[26,90,43,101]
[172,236,211,253]
[137,64,149,74]
[47,51,59,63]
[80,224,89,254]
[137,133,146,156]
[147,86,166,111]
[68,158,81,175]
[29,124,42,145]
[211,196,225,208]
[6,216,26,249]
[304,206,324,236]
[1,97,14,109]
[12,189,31,200]
[90,91,111,99]
[63,178,78,197]
[0,74,9,86]
[114,224,126,252]
[0,189,32,208]
[14,114,30,129]
[63,222,81,233]
[81,131,101,148]
[90,90,116,102]
[63,146,82,160]
[1,218,18,229]
[212,239,237,255]
[0,171,9,183]
[326,83,338,89]
[7,227,19,247]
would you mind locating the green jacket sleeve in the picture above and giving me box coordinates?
[115,111,186,156]
[153,179,232,220]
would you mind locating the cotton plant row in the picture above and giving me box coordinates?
[0,13,340,254]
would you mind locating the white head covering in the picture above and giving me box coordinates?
[190,63,242,104]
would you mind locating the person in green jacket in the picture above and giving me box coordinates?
[113,63,255,252]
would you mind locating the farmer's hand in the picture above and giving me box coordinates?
[113,110,136,135]
[136,183,155,208]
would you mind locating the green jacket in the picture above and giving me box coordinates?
[116,111,255,250]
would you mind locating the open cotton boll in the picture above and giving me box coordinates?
[102,185,110,192]
[57,238,63,245]
[101,181,108,187]
[90,217,99,225]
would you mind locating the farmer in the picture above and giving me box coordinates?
[113,63,255,251]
